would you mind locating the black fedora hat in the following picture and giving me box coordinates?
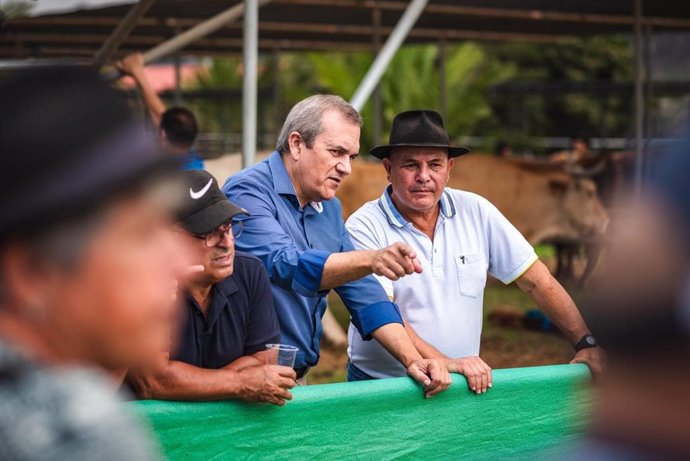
[370,110,470,159]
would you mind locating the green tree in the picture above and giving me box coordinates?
[307,43,514,154]
[1,1,34,18]
[479,36,634,150]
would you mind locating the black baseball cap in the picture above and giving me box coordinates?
[0,65,179,241]
[177,170,248,235]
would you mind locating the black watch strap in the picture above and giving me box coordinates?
[574,334,598,352]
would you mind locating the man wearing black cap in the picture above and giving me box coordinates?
[0,66,187,459]
[347,110,605,391]
[128,170,297,405]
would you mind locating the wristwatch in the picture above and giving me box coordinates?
[574,334,598,352]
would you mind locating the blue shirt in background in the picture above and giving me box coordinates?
[222,151,402,369]
[183,150,204,170]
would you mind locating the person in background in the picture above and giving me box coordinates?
[550,134,591,166]
[128,171,297,405]
[346,111,605,392]
[224,95,452,397]
[494,141,512,158]
[567,144,690,460]
[0,66,188,459]
[117,52,204,170]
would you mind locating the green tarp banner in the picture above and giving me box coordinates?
[132,364,592,460]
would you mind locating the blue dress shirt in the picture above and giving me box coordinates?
[222,151,403,368]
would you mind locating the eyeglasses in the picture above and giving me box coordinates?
[192,220,244,247]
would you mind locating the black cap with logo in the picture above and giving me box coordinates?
[177,170,248,235]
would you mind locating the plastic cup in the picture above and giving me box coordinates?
[265,344,298,368]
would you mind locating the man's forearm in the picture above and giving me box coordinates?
[130,360,243,401]
[517,260,590,344]
[319,250,375,291]
[130,70,166,126]
[532,282,589,343]
[224,353,264,372]
[404,321,446,360]
[371,322,423,368]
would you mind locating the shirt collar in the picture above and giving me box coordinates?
[218,274,240,297]
[184,276,240,330]
[268,151,296,195]
[377,186,456,228]
[268,151,324,213]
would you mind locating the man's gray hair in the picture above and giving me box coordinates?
[276,94,363,154]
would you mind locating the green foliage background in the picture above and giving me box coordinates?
[186,36,634,155]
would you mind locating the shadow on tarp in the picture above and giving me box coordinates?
[132,364,592,460]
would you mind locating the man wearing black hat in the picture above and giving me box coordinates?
[346,110,605,391]
[128,170,297,405]
[0,66,187,459]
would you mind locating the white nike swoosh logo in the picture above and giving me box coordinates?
[190,179,213,200]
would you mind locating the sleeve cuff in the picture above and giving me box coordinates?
[245,334,281,355]
[502,253,539,284]
[292,250,331,297]
[351,301,403,341]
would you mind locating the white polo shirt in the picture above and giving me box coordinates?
[346,187,538,378]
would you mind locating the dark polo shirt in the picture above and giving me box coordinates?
[171,252,280,369]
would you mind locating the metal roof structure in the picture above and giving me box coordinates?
[2,0,684,189]
[3,0,690,60]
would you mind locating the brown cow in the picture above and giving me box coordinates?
[337,153,608,254]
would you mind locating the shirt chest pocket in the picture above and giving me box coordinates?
[455,253,487,298]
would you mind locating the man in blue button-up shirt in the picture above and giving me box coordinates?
[224,95,450,397]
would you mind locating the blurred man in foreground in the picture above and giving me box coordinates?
[117,52,204,170]
[569,145,690,459]
[224,95,451,397]
[0,67,187,459]
[128,171,297,405]
[346,111,605,392]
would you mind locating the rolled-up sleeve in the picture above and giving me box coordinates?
[335,221,403,340]
[347,296,403,340]
[293,249,330,296]
[223,179,332,297]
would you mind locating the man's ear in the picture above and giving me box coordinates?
[0,245,49,315]
[548,176,571,197]
[382,158,393,182]
[287,131,302,160]
[445,157,455,184]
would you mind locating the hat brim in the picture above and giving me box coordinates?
[179,199,248,235]
[369,143,470,159]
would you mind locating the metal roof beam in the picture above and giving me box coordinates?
[6,25,566,50]
[350,0,427,110]
[92,0,157,67]
[272,0,690,29]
